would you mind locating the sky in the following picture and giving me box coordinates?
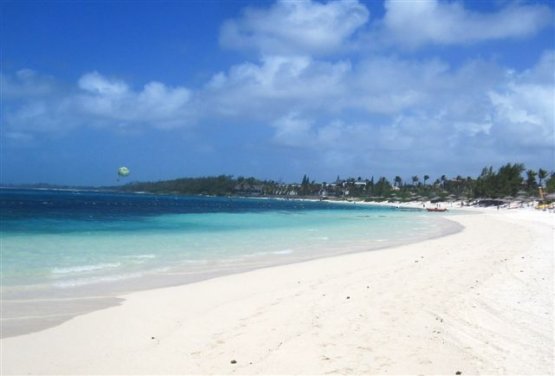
[1,0,554,186]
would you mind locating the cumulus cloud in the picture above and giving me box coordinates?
[76,72,192,128]
[3,71,193,137]
[202,55,351,118]
[219,0,552,53]
[78,71,129,96]
[248,50,553,175]
[382,0,553,48]
[345,56,449,114]
[220,0,369,55]
[488,51,555,148]
[202,52,504,126]
[3,0,553,178]
[271,112,314,147]
[5,49,553,175]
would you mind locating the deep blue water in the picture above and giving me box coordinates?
[0,188,403,232]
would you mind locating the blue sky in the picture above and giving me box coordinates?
[2,0,554,186]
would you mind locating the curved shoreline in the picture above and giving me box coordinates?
[2,210,553,375]
[2,212,461,338]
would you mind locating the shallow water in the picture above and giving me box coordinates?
[1,189,460,337]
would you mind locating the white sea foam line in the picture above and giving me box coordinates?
[125,254,156,259]
[51,263,121,275]
[241,252,269,258]
[53,272,143,288]
[125,254,157,264]
[178,259,210,265]
[272,249,294,255]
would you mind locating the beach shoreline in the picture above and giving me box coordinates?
[1,204,461,339]
[1,209,553,375]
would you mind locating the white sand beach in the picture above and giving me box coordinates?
[1,210,553,375]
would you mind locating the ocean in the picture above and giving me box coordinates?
[0,188,460,336]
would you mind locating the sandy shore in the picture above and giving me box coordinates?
[1,210,553,375]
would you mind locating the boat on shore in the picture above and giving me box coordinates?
[426,207,448,212]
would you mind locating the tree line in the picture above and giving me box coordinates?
[120,163,554,201]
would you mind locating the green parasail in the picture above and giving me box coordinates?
[117,166,130,177]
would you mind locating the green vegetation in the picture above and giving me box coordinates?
[121,175,279,196]
[120,163,554,202]
[474,163,525,198]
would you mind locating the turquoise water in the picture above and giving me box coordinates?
[1,189,455,297]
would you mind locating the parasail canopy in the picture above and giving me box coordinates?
[117,166,130,177]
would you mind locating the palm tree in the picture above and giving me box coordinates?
[538,168,547,187]
[412,176,419,186]
[526,169,538,189]
[423,175,430,185]
[394,176,402,188]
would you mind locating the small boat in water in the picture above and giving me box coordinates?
[426,207,447,212]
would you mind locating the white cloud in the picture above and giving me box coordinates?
[3,34,553,180]
[4,0,554,184]
[76,75,192,128]
[202,55,351,118]
[488,52,555,148]
[78,71,129,96]
[346,56,450,114]
[271,112,314,147]
[202,54,506,126]
[453,121,492,137]
[253,50,553,175]
[382,0,553,48]
[3,98,75,135]
[270,113,418,154]
[5,51,553,170]
[220,0,369,56]
[1,69,56,99]
[4,71,193,135]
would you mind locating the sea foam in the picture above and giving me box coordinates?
[51,263,121,275]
